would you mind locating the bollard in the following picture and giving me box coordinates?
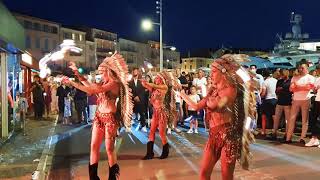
[23,111,26,136]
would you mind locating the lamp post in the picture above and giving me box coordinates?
[141,0,177,72]
[158,0,163,72]
[141,0,163,71]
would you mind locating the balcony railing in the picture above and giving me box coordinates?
[120,48,137,52]
[94,34,117,41]
[96,47,114,53]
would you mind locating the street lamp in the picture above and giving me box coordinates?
[142,20,153,31]
[141,0,163,71]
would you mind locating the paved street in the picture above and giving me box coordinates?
[0,117,56,180]
[2,119,320,180]
[34,122,320,179]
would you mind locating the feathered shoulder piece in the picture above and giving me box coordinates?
[102,52,134,132]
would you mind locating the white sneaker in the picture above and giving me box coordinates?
[194,129,198,134]
[167,128,172,134]
[174,128,182,133]
[142,126,147,133]
[135,124,141,131]
[187,129,193,134]
[305,138,320,147]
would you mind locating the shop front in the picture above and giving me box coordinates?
[21,53,39,108]
[0,2,25,139]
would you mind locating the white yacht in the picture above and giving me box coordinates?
[269,12,320,68]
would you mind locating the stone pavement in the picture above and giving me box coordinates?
[0,116,57,179]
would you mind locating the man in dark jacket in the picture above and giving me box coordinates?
[129,68,147,132]
[30,75,45,120]
[74,79,88,124]
[56,81,71,123]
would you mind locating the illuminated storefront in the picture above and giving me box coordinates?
[0,2,25,138]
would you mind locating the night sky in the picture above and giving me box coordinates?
[3,0,320,53]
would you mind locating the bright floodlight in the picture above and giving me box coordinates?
[166,59,170,62]
[170,47,176,51]
[142,19,153,30]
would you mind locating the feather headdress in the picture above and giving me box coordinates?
[211,54,256,170]
[100,52,134,132]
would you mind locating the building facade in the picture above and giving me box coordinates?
[147,41,180,71]
[90,28,117,65]
[60,27,86,68]
[181,57,212,73]
[119,38,141,69]
[13,13,181,74]
[14,13,60,62]
[85,40,96,70]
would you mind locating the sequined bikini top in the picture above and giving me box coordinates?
[97,91,117,105]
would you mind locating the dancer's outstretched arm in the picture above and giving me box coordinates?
[64,77,118,95]
[177,91,206,111]
[141,80,168,92]
[68,62,92,87]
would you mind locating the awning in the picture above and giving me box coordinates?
[241,56,275,69]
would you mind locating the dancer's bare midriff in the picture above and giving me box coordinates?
[96,89,119,113]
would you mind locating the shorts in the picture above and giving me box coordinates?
[93,111,119,138]
[261,98,277,117]
[206,123,240,163]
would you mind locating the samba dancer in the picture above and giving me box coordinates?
[177,55,256,180]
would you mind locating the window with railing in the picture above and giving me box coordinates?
[24,20,33,29]
[26,36,31,49]
[35,37,40,49]
[52,27,58,34]
[43,25,49,32]
[33,22,41,31]
[44,39,49,51]
[64,32,72,39]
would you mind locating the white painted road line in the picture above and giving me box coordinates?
[34,116,90,180]
[33,115,59,180]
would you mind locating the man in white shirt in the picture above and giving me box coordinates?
[286,63,316,144]
[250,65,264,105]
[192,69,207,126]
[260,70,278,136]
[193,69,207,98]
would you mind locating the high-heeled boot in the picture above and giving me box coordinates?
[142,141,154,160]
[108,163,120,180]
[159,143,169,159]
[88,163,100,180]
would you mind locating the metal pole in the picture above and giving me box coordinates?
[23,110,26,136]
[1,53,8,138]
[159,0,163,72]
